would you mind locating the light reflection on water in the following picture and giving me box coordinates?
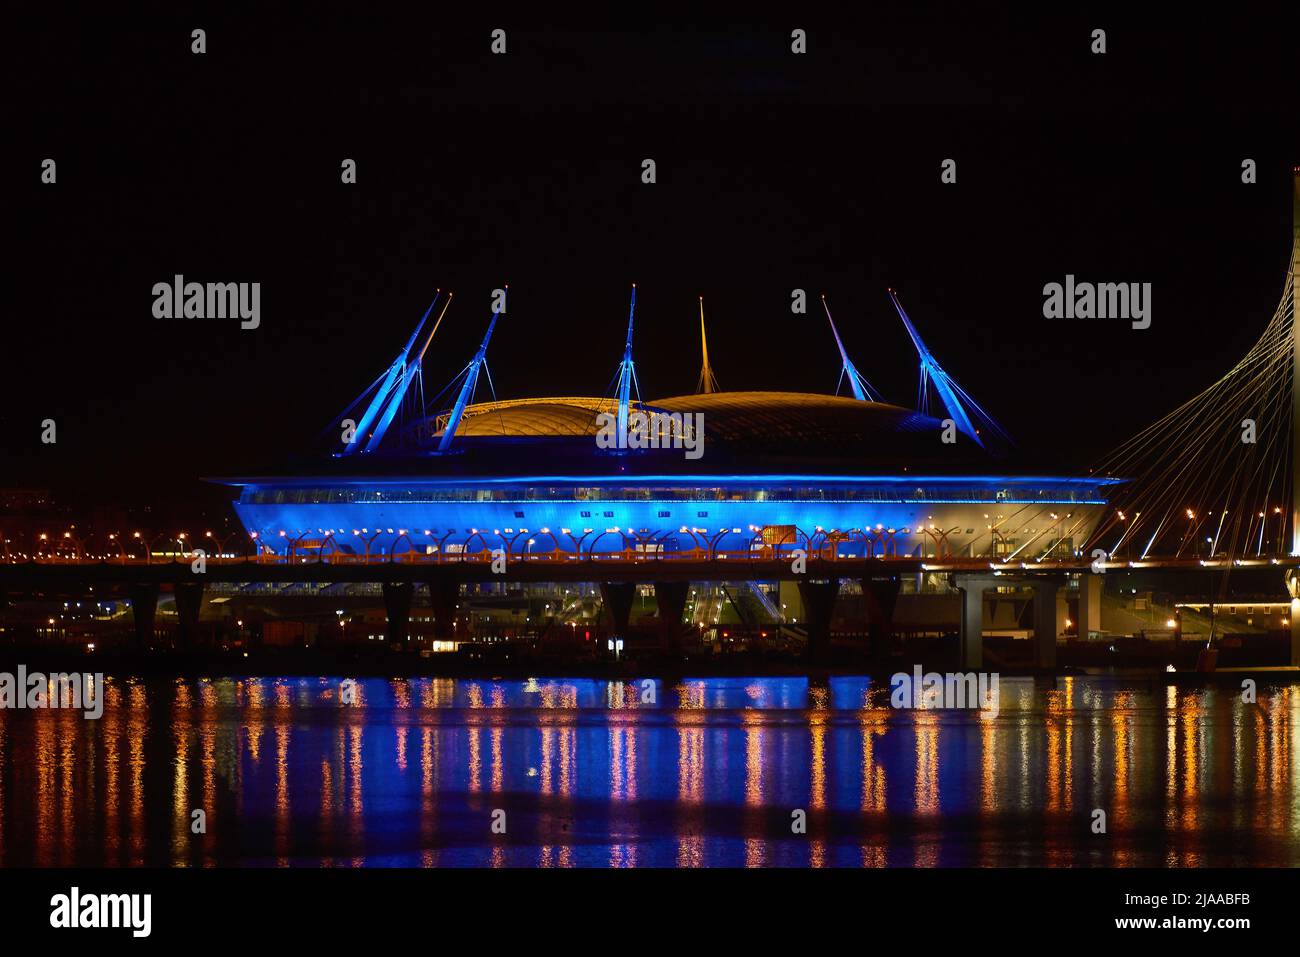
[0,675,1296,867]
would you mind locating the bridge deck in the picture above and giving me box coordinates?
[2,553,1296,588]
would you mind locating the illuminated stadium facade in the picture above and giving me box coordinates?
[217,289,1117,561]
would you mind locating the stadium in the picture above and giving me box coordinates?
[216,287,1117,566]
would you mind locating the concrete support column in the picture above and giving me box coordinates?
[173,581,205,649]
[861,576,901,662]
[1291,600,1300,668]
[128,583,159,648]
[952,575,999,670]
[382,581,414,646]
[599,582,636,639]
[797,579,840,664]
[1285,572,1300,667]
[428,577,460,640]
[654,581,690,653]
[1032,578,1061,670]
[1076,572,1102,640]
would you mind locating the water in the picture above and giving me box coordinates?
[0,675,1296,867]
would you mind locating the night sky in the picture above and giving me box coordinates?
[7,5,1298,519]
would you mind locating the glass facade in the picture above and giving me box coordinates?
[241,480,1111,507]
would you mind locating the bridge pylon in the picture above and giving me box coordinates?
[1291,166,1300,555]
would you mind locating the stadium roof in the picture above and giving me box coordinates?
[443,391,962,457]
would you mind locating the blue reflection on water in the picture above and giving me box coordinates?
[0,675,1296,867]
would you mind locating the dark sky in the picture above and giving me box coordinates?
[7,5,1299,517]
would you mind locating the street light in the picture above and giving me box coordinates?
[204,529,240,560]
[62,530,85,561]
[134,531,166,564]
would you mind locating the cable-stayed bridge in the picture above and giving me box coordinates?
[1084,223,1299,565]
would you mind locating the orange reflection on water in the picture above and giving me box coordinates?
[490,685,505,793]
[466,683,484,793]
[860,740,888,864]
[6,673,1299,869]
[610,726,625,800]
[275,716,291,866]
[913,710,939,816]
[101,679,123,863]
[393,679,411,710]
[197,681,219,864]
[273,680,294,867]
[420,725,438,868]
[808,686,828,868]
[319,759,335,867]
[859,688,889,866]
[611,694,641,869]
[912,708,940,867]
[1108,691,1135,866]
[348,723,364,860]
[33,708,54,866]
[420,678,451,709]
[1253,686,1293,846]
[393,679,411,772]
[675,710,705,867]
[171,681,193,865]
[743,711,765,868]
[243,678,265,764]
[127,682,147,864]
[678,680,706,711]
[610,721,641,872]
[1177,692,1203,859]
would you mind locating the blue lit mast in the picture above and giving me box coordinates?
[343,291,442,454]
[363,293,453,452]
[436,294,503,453]
[820,294,881,402]
[889,288,1011,449]
[614,284,640,439]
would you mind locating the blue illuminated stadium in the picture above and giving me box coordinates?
[216,288,1116,561]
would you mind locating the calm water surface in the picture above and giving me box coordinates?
[0,675,1296,867]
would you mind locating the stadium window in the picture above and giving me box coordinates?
[658,510,671,518]
[580,510,591,518]
[603,511,614,518]
[514,511,525,518]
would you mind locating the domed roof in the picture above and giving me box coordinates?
[653,391,941,446]
[443,396,617,437]
[435,390,991,469]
